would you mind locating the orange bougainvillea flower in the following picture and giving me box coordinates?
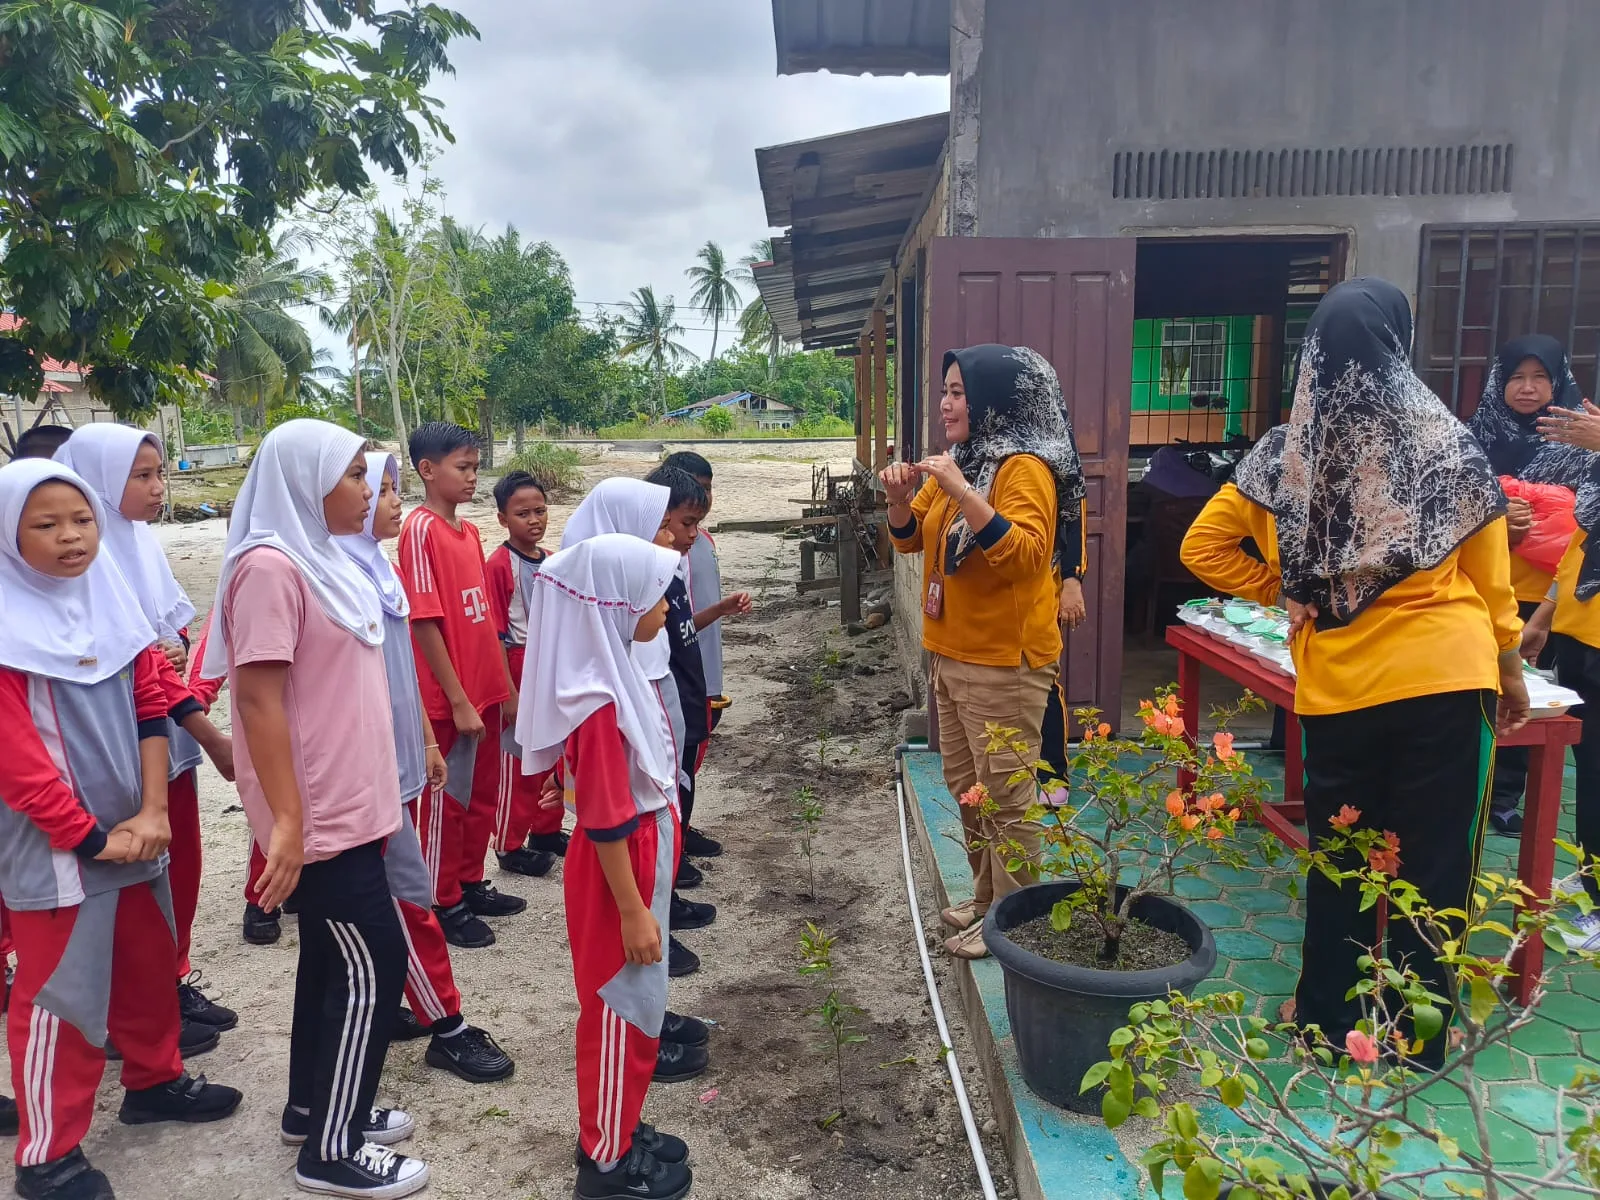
[1344,1030,1379,1066]
[1180,813,1201,831]
[1227,808,1241,821]
[1097,722,1111,738]
[1212,731,1236,761]
[959,782,991,809]
[1162,694,1181,719]
[1329,805,1362,831]
[1149,712,1186,738]
[1206,826,1224,841]
[1199,792,1225,813]
[1165,791,1185,816]
[1367,831,1402,877]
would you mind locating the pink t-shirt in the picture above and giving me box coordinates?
[224,548,400,862]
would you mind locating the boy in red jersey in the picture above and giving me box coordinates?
[484,470,567,877]
[399,423,525,949]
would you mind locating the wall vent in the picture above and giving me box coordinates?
[1111,144,1513,201]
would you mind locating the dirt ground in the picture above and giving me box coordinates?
[49,451,1017,1200]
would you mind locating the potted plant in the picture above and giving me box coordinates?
[971,688,1279,1114]
[1086,821,1600,1199]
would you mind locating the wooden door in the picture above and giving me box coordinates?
[926,236,1136,733]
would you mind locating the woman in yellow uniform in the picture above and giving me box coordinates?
[1466,336,1587,833]
[882,344,1084,960]
[1180,278,1528,1064]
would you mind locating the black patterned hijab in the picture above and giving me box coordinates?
[1466,335,1584,477]
[1233,278,1505,626]
[941,344,1086,575]
[1465,335,1600,598]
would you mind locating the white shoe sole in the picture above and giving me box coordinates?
[282,1113,416,1147]
[294,1162,430,1199]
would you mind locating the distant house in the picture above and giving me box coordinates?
[0,312,187,462]
[666,390,799,430]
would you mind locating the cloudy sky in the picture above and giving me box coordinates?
[387,0,948,360]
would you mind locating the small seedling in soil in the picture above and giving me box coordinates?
[817,729,832,773]
[795,785,824,900]
[799,921,866,1122]
[478,1106,511,1121]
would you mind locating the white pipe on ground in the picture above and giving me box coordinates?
[893,748,1001,1200]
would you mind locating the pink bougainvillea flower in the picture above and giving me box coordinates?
[1212,731,1236,761]
[1329,805,1362,831]
[1344,1030,1380,1066]
[959,782,991,809]
[1368,831,1402,877]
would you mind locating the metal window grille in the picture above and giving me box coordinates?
[1414,223,1600,415]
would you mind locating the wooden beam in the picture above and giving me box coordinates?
[872,308,889,473]
[791,221,913,254]
[790,192,921,223]
[855,333,871,468]
[839,513,861,624]
[794,274,887,301]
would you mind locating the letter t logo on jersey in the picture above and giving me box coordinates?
[461,585,489,624]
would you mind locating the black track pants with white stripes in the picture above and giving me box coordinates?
[286,839,407,1162]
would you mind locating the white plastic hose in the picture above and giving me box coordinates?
[894,750,1001,1200]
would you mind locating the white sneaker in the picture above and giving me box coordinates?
[1557,910,1600,954]
[295,1144,429,1199]
[282,1106,415,1147]
[1552,873,1586,902]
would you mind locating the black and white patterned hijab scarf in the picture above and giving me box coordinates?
[942,344,1087,575]
[1466,334,1600,598]
[1233,278,1505,626]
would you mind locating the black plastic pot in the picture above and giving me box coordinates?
[984,880,1216,1113]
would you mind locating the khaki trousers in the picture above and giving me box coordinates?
[931,653,1057,915]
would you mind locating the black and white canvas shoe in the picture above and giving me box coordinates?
[294,1144,430,1199]
[281,1105,415,1147]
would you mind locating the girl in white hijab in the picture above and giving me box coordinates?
[55,424,237,1027]
[0,458,244,1191]
[513,534,696,1196]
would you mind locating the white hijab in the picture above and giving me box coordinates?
[336,452,409,619]
[199,419,384,679]
[516,533,680,801]
[561,476,674,680]
[0,460,157,684]
[53,423,195,641]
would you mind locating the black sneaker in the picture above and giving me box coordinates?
[496,847,556,878]
[681,826,722,858]
[667,936,699,979]
[392,1007,429,1042]
[461,880,527,918]
[14,1148,113,1200]
[527,831,570,857]
[107,1018,218,1062]
[653,1040,709,1084]
[574,1121,689,1168]
[118,1072,242,1126]
[661,1012,709,1047]
[0,1094,16,1137]
[674,860,703,890]
[1490,809,1524,835]
[669,893,716,931]
[280,1104,414,1147]
[434,902,496,949]
[574,1141,691,1200]
[425,1025,515,1083]
[294,1143,429,1198]
[243,902,281,945]
[178,972,238,1031]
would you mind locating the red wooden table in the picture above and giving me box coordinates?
[1166,622,1581,1005]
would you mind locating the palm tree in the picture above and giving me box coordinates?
[618,286,692,413]
[734,238,784,379]
[213,236,324,438]
[685,240,742,363]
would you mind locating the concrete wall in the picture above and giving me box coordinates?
[971,0,1600,293]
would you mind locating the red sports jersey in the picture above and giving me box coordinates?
[484,542,546,651]
[565,704,653,840]
[399,508,510,721]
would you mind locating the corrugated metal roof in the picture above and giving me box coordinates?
[754,113,946,350]
[771,0,950,76]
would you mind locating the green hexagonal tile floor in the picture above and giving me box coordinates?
[899,747,1600,1200]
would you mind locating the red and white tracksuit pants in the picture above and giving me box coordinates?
[167,768,201,979]
[568,807,675,1166]
[414,704,504,908]
[9,883,183,1166]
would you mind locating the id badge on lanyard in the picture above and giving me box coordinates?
[924,570,944,619]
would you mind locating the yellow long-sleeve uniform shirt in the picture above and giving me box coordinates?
[1550,530,1600,648]
[1509,554,1556,606]
[890,455,1061,669]
[1180,484,1521,716]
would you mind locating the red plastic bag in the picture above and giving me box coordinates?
[1501,475,1577,576]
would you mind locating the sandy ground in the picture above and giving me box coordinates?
[41,452,1017,1200]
